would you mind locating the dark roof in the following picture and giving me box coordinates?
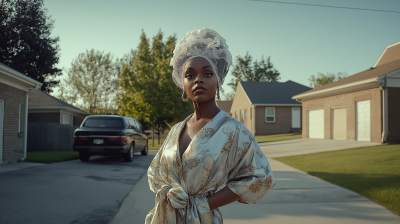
[28,90,88,114]
[294,58,400,97]
[241,81,312,105]
[216,101,233,113]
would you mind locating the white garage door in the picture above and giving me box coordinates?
[308,109,324,139]
[357,100,370,141]
[332,108,347,140]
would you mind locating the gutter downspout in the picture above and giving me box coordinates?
[378,76,388,143]
[21,84,39,161]
[253,105,256,135]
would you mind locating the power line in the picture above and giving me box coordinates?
[249,0,400,14]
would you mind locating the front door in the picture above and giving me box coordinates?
[0,99,4,163]
[357,100,371,141]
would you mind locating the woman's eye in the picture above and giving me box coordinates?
[185,74,194,78]
[204,72,213,77]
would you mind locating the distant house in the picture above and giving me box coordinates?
[231,81,312,135]
[28,90,89,126]
[293,41,400,143]
[216,100,233,116]
[0,62,42,163]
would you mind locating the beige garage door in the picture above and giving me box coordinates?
[332,108,347,140]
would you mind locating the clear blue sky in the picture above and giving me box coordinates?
[44,0,400,95]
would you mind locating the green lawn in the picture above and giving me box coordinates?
[255,133,302,143]
[274,144,400,216]
[148,138,166,150]
[25,151,79,164]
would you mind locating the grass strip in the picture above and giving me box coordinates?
[25,151,79,164]
[274,144,400,215]
[255,133,302,143]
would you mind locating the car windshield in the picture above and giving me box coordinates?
[82,118,123,128]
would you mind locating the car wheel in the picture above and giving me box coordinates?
[79,152,90,162]
[123,143,134,162]
[141,144,148,156]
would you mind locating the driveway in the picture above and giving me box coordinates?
[0,151,157,224]
[259,138,380,158]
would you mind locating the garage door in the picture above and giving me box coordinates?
[332,108,347,140]
[308,109,324,139]
[357,100,370,141]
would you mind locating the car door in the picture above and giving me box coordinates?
[129,119,144,151]
[134,120,147,150]
[124,118,135,145]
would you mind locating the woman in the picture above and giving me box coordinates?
[146,29,275,224]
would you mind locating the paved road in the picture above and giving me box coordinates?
[0,151,156,224]
[259,138,380,158]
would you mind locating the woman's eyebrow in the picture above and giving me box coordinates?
[185,66,212,70]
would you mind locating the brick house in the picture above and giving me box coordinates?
[28,90,88,126]
[216,100,233,116]
[292,41,400,143]
[231,81,312,135]
[0,63,42,163]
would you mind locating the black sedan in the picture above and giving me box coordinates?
[73,115,148,162]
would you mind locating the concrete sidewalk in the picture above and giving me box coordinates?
[0,161,45,174]
[111,158,400,224]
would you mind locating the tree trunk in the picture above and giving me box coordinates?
[158,128,160,145]
[152,121,155,147]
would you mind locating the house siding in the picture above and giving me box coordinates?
[302,88,382,143]
[255,106,302,135]
[28,112,60,123]
[231,84,253,133]
[73,116,85,126]
[387,87,400,142]
[0,83,26,162]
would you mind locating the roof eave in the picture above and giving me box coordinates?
[292,77,379,101]
[28,106,89,116]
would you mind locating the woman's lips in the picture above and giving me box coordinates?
[194,89,205,93]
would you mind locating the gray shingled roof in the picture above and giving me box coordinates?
[28,90,89,114]
[241,81,312,105]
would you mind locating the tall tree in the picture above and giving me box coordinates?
[57,49,119,114]
[309,72,348,88]
[0,0,62,93]
[118,30,192,146]
[228,52,280,91]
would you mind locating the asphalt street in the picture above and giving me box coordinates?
[0,151,157,224]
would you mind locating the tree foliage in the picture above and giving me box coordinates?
[228,52,280,91]
[309,72,348,88]
[118,30,192,146]
[57,49,119,114]
[0,0,62,93]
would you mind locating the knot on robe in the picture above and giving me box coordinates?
[156,185,201,209]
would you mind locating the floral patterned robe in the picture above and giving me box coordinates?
[146,110,275,224]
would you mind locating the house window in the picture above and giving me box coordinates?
[244,109,247,126]
[240,110,243,123]
[62,113,73,126]
[235,112,238,120]
[265,107,275,123]
[19,104,24,133]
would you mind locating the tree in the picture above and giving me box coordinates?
[221,91,235,101]
[57,49,119,114]
[0,0,62,93]
[118,30,192,146]
[309,72,348,88]
[228,52,280,91]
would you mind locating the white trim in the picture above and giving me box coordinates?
[265,107,275,123]
[0,63,42,86]
[0,99,4,164]
[373,41,400,68]
[253,105,256,134]
[331,106,347,109]
[293,78,378,100]
[0,76,30,92]
[253,104,302,106]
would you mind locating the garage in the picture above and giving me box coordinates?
[357,100,371,141]
[332,108,347,140]
[308,109,324,139]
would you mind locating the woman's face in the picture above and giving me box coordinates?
[183,57,218,103]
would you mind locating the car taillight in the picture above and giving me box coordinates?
[109,136,126,141]
[74,136,88,141]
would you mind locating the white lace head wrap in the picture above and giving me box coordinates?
[170,28,232,91]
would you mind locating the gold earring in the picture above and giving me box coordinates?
[182,90,189,102]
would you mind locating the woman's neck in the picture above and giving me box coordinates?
[191,97,221,121]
